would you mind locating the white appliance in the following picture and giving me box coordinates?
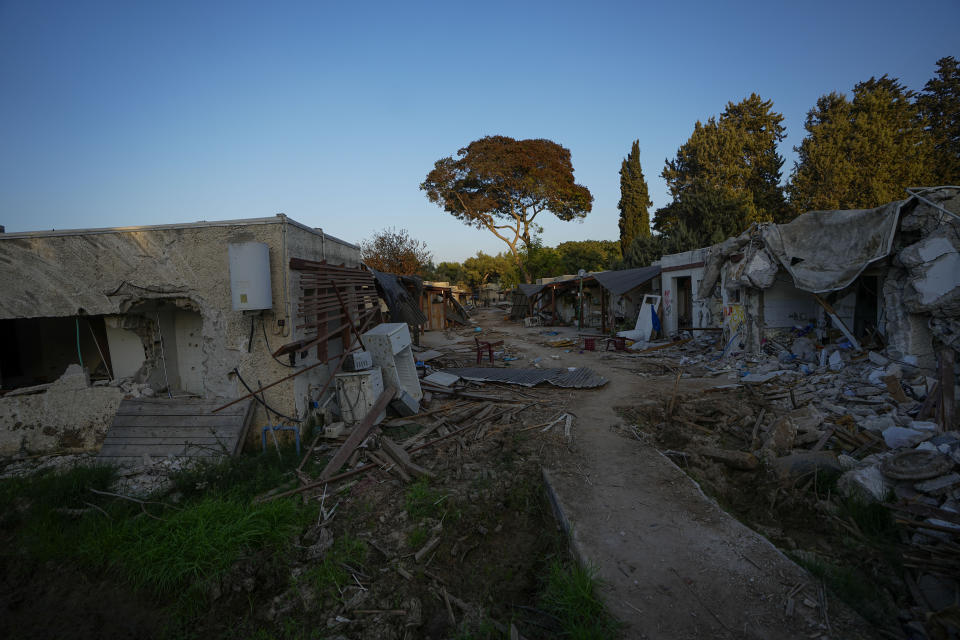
[362,323,422,402]
[335,367,386,426]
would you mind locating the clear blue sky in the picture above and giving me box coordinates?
[1,0,957,262]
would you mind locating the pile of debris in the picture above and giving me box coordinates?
[627,334,959,637]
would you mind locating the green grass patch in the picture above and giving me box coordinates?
[1,457,318,625]
[169,444,310,502]
[540,561,618,640]
[407,525,428,549]
[405,477,443,520]
[301,534,368,600]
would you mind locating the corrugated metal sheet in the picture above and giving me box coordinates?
[591,266,661,296]
[442,367,608,389]
[548,367,609,388]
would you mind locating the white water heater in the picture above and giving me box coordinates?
[228,243,273,311]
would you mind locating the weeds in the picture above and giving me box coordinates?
[302,534,368,600]
[407,525,428,549]
[540,560,618,640]
[405,477,443,519]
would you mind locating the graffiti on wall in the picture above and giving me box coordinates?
[724,304,745,335]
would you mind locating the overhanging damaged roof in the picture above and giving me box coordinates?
[761,200,905,293]
[591,266,661,296]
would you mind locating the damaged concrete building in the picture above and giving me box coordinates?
[0,215,365,456]
[701,187,960,376]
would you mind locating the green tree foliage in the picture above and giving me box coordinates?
[916,56,960,185]
[555,240,621,274]
[426,261,467,284]
[462,252,514,288]
[653,189,752,247]
[788,76,933,211]
[660,93,788,230]
[617,140,653,255]
[420,136,593,282]
[361,227,432,276]
[622,223,703,269]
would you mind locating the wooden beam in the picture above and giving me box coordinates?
[318,386,395,481]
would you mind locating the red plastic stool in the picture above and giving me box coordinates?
[605,336,626,351]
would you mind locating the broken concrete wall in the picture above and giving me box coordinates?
[0,365,123,455]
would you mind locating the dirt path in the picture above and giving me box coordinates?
[446,310,878,640]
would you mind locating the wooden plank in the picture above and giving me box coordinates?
[102,436,233,447]
[111,414,244,428]
[117,403,247,416]
[103,426,243,439]
[98,443,224,457]
[318,387,395,481]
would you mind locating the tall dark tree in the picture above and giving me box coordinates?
[917,56,960,185]
[421,136,593,283]
[660,93,788,231]
[788,76,933,211]
[617,140,653,256]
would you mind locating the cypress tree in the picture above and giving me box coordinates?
[617,140,653,256]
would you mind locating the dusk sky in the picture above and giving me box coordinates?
[1,0,957,262]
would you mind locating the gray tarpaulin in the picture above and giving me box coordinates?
[592,266,661,296]
[517,283,546,297]
[761,199,906,293]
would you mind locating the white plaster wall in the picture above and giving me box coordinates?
[762,276,818,328]
[104,324,145,379]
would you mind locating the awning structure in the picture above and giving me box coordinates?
[517,283,547,297]
[591,266,661,296]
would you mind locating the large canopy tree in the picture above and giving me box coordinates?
[617,140,653,256]
[917,56,960,185]
[659,93,788,233]
[420,136,593,282]
[360,227,432,276]
[788,76,933,211]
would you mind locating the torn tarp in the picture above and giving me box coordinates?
[761,200,906,293]
[369,268,427,326]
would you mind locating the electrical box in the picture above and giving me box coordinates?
[335,367,385,426]
[228,243,273,311]
[362,323,422,402]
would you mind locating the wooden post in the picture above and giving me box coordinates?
[601,288,607,334]
[939,347,955,432]
[551,286,557,325]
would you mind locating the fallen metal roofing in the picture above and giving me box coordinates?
[591,266,661,296]
[441,367,608,389]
